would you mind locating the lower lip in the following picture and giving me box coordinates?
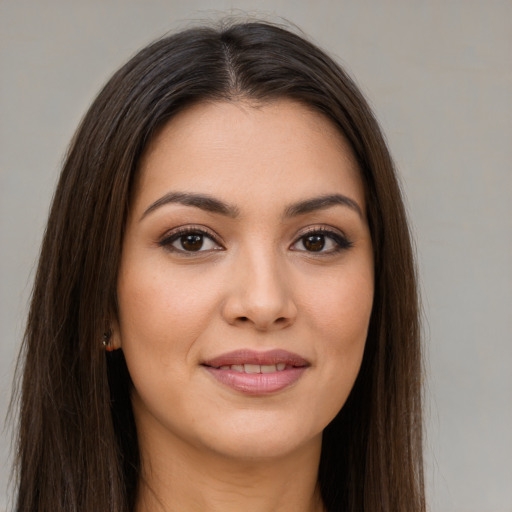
[203,366,307,395]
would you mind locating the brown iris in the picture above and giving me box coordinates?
[181,234,204,251]
[303,234,325,252]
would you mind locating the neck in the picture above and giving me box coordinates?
[135,428,325,512]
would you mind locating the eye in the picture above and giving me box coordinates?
[159,227,223,254]
[291,228,352,254]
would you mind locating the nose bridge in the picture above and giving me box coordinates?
[223,241,296,330]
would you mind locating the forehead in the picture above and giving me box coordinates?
[134,99,365,215]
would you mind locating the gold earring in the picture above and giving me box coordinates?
[102,329,115,352]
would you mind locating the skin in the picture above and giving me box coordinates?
[114,99,374,512]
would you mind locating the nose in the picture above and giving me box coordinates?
[221,249,297,331]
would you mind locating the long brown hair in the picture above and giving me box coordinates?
[13,21,424,511]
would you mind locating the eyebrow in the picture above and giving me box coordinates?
[140,191,363,221]
[284,194,363,219]
[140,192,240,220]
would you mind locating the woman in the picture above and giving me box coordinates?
[13,21,424,511]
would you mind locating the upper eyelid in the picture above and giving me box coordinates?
[160,225,221,240]
[293,224,348,239]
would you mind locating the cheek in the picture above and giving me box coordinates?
[116,258,222,358]
[305,261,373,348]
[301,263,373,412]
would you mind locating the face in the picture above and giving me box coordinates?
[115,99,374,461]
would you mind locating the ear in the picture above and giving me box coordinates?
[107,316,122,351]
[104,299,122,351]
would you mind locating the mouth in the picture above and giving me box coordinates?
[207,362,290,373]
[202,348,309,368]
[201,349,309,395]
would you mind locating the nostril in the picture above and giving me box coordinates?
[236,316,288,325]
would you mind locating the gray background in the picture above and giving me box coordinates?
[1,1,511,511]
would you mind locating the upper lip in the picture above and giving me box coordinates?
[202,349,309,368]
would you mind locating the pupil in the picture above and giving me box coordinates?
[304,235,325,251]
[181,234,203,251]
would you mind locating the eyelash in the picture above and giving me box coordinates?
[291,227,353,255]
[158,226,223,255]
[158,226,353,255]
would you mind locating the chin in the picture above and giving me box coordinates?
[190,411,324,461]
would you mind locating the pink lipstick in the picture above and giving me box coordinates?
[202,349,309,395]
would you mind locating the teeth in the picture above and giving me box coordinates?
[244,364,260,373]
[217,363,288,373]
